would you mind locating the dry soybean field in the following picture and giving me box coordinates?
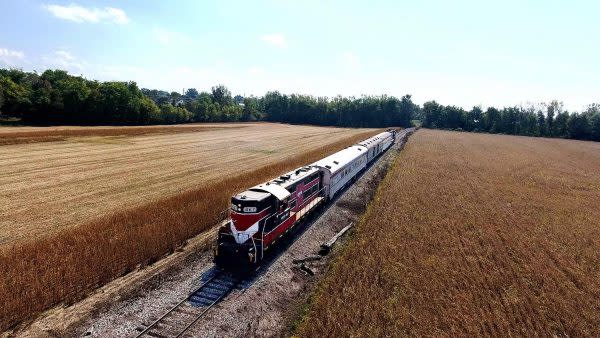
[296,129,600,336]
[0,122,376,332]
[0,123,370,245]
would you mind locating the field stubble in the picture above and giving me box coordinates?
[0,123,368,244]
[296,129,600,337]
[0,123,377,332]
[0,123,244,145]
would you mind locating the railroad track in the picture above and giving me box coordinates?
[135,269,242,338]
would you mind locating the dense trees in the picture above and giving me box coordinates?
[261,92,416,128]
[1,68,599,142]
[421,100,600,141]
[0,69,243,125]
[0,69,417,128]
[0,69,166,124]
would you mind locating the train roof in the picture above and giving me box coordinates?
[233,189,271,201]
[358,131,393,149]
[249,183,291,200]
[279,166,320,186]
[248,165,317,200]
[312,145,367,174]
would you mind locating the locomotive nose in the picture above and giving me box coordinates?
[229,218,259,244]
[230,210,262,231]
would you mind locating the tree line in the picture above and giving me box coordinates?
[261,92,416,128]
[420,100,600,141]
[0,68,416,128]
[1,68,599,142]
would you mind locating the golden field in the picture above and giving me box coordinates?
[0,123,370,245]
[296,129,600,337]
[0,123,377,332]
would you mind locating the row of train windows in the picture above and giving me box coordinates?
[339,157,364,180]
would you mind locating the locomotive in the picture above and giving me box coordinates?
[214,130,396,268]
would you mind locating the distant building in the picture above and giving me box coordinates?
[175,99,187,106]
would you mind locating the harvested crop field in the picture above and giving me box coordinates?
[0,123,370,245]
[296,129,600,336]
[0,123,377,332]
[0,123,244,146]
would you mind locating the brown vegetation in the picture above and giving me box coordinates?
[0,123,368,245]
[0,125,378,332]
[296,129,600,337]
[0,123,250,146]
[0,123,247,146]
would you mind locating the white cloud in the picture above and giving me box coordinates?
[0,48,25,65]
[42,50,84,73]
[55,50,75,61]
[103,7,129,24]
[260,33,286,48]
[43,4,129,24]
[342,52,360,69]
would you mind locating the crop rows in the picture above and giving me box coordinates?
[296,129,600,336]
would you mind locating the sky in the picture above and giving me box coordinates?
[0,0,598,111]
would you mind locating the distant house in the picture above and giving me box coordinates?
[175,96,196,106]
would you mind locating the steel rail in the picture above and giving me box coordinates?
[134,271,222,338]
[173,265,260,338]
[173,275,242,338]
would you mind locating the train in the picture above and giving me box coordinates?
[214,130,397,268]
